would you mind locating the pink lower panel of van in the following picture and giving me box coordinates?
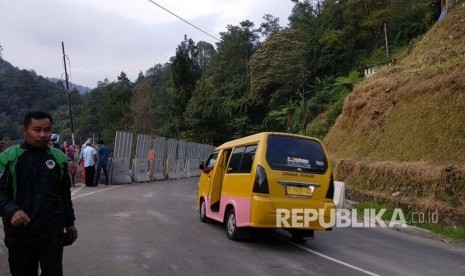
[206,195,251,227]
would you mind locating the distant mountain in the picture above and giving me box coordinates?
[47,77,91,94]
[0,58,82,139]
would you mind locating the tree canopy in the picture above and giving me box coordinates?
[0,0,438,145]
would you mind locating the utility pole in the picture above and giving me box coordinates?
[384,23,389,57]
[62,41,76,146]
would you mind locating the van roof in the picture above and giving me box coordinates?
[216,132,321,150]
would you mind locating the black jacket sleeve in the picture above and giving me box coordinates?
[0,161,21,220]
[60,161,76,227]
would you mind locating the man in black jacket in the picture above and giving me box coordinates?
[0,111,77,276]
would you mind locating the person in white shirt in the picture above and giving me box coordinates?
[79,138,92,184]
[81,140,97,187]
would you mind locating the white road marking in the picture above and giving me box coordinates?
[279,237,381,276]
[71,185,120,199]
[70,185,85,197]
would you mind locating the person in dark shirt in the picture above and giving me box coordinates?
[50,133,64,152]
[0,111,77,276]
[95,139,110,186]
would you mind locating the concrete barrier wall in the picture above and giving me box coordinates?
[111,157,132,184]
[334,181,346,209]
[132,134,151,182]
[175,140,187,178]
[111,131,133,184]
[151,158,165,180]
[166,157,177,179]
[166,138,178,179]
[186,159,200,177]
[106,132,214,182]
[186,142,202,177]
[150,137,166,180]
[133,158,150,182]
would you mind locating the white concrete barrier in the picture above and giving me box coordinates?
[333,181,346,209]
[132,158,150,183]
[166,157,177,179]
[151,158,165,180]
[175,159,187,178]
[111,157,132,184]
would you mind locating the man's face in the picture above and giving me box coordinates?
[21,118,52,149]
[0,140,5,151]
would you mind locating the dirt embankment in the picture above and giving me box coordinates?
[324,4,465,225]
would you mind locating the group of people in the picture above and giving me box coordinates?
[48,134,110,187]
[79,138,110,187]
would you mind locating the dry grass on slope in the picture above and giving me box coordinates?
[325,3,465,165]
[323,4,465,220]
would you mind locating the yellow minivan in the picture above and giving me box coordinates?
[197,132,335,241]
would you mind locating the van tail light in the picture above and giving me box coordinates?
[253,165,269,194]
[326,174,335,200]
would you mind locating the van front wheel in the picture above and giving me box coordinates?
[200,199,207,223]
[226,209,238,240]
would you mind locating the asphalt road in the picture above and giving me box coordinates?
[2,178,465,275]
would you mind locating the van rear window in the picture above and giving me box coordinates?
[266,135,328,173]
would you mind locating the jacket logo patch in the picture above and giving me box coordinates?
[46,160,56,169]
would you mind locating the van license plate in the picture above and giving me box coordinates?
[286,185,313,197]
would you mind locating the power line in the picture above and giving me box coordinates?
[145,0,220,41]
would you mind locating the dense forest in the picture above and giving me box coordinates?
[0,0,441,146]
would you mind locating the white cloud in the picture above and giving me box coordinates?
[0,0,294,88]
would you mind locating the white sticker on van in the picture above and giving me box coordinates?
[287,157,311,168]
[316,161,325,166]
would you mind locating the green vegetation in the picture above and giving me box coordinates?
[324,3,465,226]
[0,0,439,146]
[2,0,463,225]
[354,202,465,242]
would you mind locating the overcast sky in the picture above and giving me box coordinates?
[0,0,295,88]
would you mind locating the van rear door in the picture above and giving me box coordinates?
[265,135,330,209]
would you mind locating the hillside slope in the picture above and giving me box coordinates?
[324,4,465,223]
[0,59,69,138]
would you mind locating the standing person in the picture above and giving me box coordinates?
[50,133,64,152]
[95,139,110,186]
[0,111,77,276]
[81,139,97,187]
[63,140,76,186]
[79,138,92,184]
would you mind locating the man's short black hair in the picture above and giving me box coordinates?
[97,139,104,144]
[23,111,53,127]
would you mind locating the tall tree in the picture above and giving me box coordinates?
[145,63,173,136]
[184,76,230,144]
[210,21,261,138]
[259,14,283,39]
[170,35,201,137]
[249,29,309,132]
[196,41,216,73]
[123,80,156,135]
[117,71,132,87]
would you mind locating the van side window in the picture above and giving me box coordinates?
[228,147,244,172]
[206,152,218,168]
[227,144,257,173]
[239,145,257,173]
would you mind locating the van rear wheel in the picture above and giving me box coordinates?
[226,209,238,240]
[290,229,313,243]
[200,199,207,223]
